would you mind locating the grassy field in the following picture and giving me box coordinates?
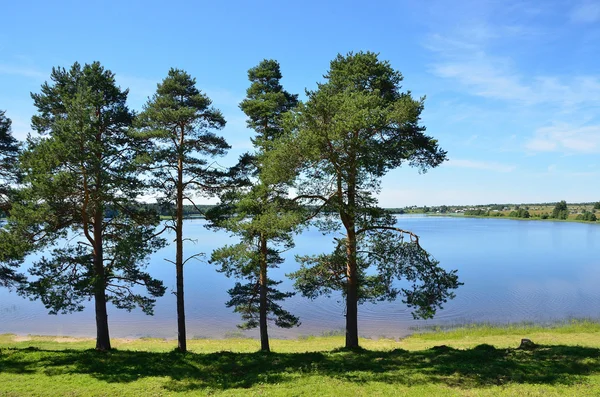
[2,321,600,396]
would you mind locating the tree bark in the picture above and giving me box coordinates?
[259,233,270,352]
[345,156,359,349]
[93,213,111,351]
[345,225,359,349]
[93,120,110,351]
[176,126,187,352]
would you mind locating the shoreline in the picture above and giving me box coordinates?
[4,318,599,344]
[423,212,600,224]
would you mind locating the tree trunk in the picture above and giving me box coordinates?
[176,128,187,352]
[259,233,270,352]
[93,213,111,351]
[345,163,359,349]
[345,226,359,349]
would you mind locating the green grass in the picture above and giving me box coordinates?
[3,321,600,396]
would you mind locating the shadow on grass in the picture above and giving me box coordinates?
[1,344,600,392]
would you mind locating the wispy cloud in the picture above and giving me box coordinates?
[445,159,516,173]
[0,64,45,80]
[427,34,600,108]
[570,1,600,23]
[525,124,600,153]
[423,6,600,157]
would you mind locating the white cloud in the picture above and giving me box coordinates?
[377,186,525,207]
[444,159,516,173]
[425,15,600,158]
[0,64,45,80]
[464,134,478,145]
[525,124,600,153]
[429,38,600,108]
[425,20,600,109]
[570,1,600,23]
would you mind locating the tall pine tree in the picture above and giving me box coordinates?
[137,68,229,352]
[8,62,166,350]
[206,60,300,351]
[265,52,460,349]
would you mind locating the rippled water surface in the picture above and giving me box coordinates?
[1,215,599,339]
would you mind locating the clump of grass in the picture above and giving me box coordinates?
[320,329,345,337]
[138,336,167,342]
[223,330,251,339]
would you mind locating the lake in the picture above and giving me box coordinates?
[1,215,599,339]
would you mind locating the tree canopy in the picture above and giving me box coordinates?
[576,210,597,222]
[552,200,568,220]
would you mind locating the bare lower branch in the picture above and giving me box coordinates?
[356,225,421,245]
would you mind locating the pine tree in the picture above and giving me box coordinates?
[206,60,300,351]
[265,52,461,349]
[137,68,229,352]
[8,62,166,350]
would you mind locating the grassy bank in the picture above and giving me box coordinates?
[2,321,600,396]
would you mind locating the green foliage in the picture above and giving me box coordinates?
[239,59,299,147]
[0,219,29,288]
[576,210,597,222]
[0,110,24,287]
[136,68,229,203]
[207,60,300,335]
[508,208,530,218]
[0,110,20,215]
[226,278,298,329]
[464,209,487,216]
[266,52,459,346]
[551,200,568,220]
[23,215,166,314]
[5,62,166,326]
[594,202,600,210]
[292,229,459,320]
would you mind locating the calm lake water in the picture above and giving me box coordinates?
[1,215,599,339]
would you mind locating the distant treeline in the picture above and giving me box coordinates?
[410,200,599,222]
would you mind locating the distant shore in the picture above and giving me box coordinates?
[425,212,600,224]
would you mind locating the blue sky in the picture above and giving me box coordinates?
[1,0,598,206]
